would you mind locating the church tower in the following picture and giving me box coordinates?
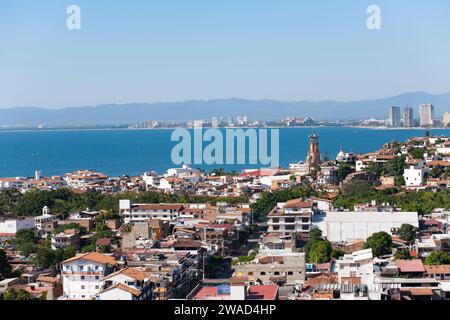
[306,130,321,172]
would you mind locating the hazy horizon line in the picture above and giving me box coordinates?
[2,90,450,111]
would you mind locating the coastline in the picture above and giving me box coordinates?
[0,125,448,134]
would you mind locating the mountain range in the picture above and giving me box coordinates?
[1,91,449,127]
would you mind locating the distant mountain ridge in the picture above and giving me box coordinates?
[1,92,449,127]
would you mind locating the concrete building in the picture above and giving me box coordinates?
[267,199,313,235]
[313,211,419,242]
[403,165,426,187]
[420,103,435,127]
[51,229,81,250]
[403,107,414,127]
[388,106,401,128]
[234,252,306,286]
[443,112,450,127]
[336,249,374,288]
[97,268,154,300]
[61,252,117,300]
[0,217,35,237]
[119,199,183,223]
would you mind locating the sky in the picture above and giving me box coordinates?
[1,0,450,108]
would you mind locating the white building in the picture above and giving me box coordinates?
[313,211,419,242]
[317,166,339,185]
[403,166,426,187]
[0,217,35,237]
[337,249,374,287]
[34,206,58,232]
[166,164,201,179]
[267,199,313,235]
[61,252,117,300]
[142,171,160,189]
[96,268,153,300]
[119,199,183,223]
[336,149,356,163]
[419,103,434,127]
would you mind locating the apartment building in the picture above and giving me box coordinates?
[60,252,118,300]
[267,199,313,235]
[97,268,154,300]
[119,199,183,223]
[336,249,374,287]
[234,252,306,286]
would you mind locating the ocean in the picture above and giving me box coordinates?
[0,127,448,177]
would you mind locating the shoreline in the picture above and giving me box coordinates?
[0,126,448,133]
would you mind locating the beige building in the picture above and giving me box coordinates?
[234,253,306,286]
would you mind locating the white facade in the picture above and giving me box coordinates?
[419,103,434,127]
[0,217,35,236]
[313,211,419,242]
[142,171,160,189]
[337,249,374,287]
[403,166,425,187]
[61,254,116,300]
[166,164,201,179]
[120,200,182,223]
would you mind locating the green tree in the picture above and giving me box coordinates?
[3,289,34,300]
[364,232,393,257]
[384,156,406,177]
[342,181,372,197]
[410,148,426,160]
[54,223,86,235]
[331,249,345,259]
[425,251,450,265]
[0,249,12,279]
[14,229,36,245]
[309,241,333,263]
[17,242,39,257]
[98,245,111,254]
[394,249,412,260]
[336,162,353,182]
[397,224,418,244]
[34,247,57,269]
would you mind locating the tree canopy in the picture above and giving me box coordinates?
[364,232,393,257]
[425,251,450,265]
[396,224,418,244]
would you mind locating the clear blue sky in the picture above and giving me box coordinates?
[1,0,450,108]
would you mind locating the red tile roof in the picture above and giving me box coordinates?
[396,259,426,273]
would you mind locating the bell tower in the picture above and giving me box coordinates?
[306,130,321,172]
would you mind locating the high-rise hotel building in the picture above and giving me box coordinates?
[388,106,401,127]
[419,103,434,127]
[403,107,414,127]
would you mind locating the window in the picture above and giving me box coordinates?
[285,225,295,231]
[95,276,99,280]
[272,225,280,231]
[288,272,294,276]
[81,285,85,289]
[274,272,280,276]
[272,218,279,223]
[285,218,295,223]
[95,286,99,289]
[81,276,85,280]
[260,272,266,276]
[248,272,254,276]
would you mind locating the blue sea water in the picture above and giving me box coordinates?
[0,127,448,177]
